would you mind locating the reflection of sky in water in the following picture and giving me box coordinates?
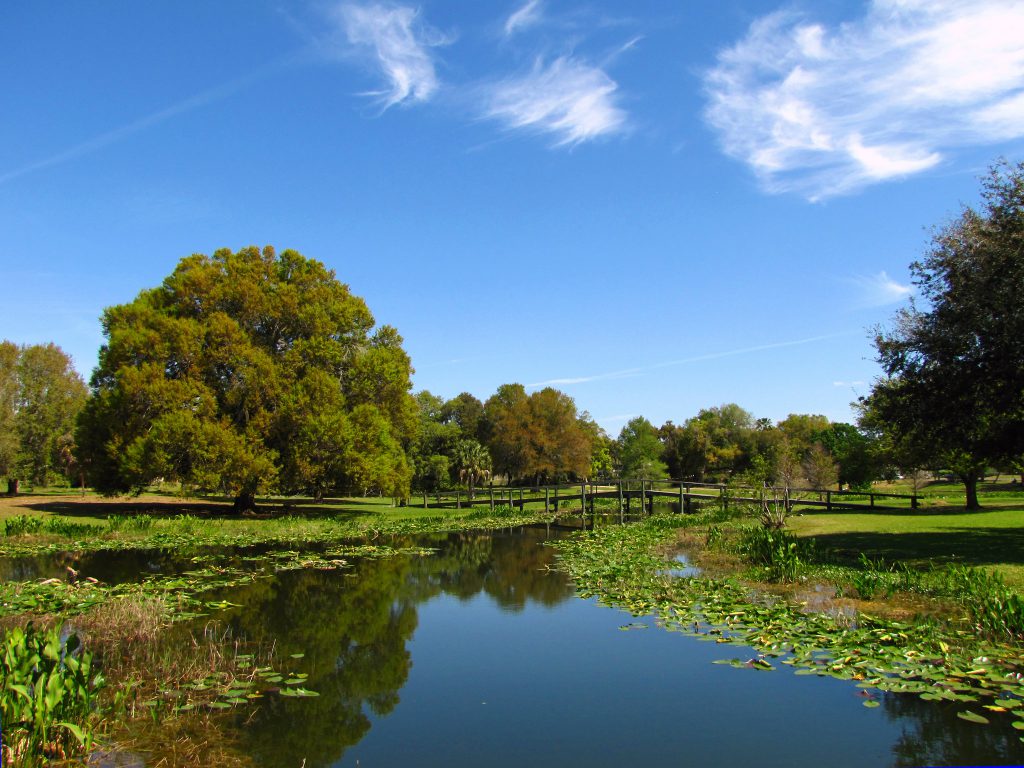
[16,528,1024,767]
[331,532,1024,768]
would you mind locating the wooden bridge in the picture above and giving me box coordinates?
[417,479,919,515]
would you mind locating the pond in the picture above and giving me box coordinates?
[24,525,1024,766]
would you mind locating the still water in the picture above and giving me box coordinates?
[131,526,1021,768]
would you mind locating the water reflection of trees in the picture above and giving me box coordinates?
[882,689,1024,767]
[218,528,573,767]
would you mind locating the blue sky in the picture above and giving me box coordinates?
[3,1,1023,435]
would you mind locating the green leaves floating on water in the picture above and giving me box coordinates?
[279,687,319,697]
[957,710,990,725]
[551,512,1024,735]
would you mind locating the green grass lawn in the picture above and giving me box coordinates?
[789,502,1024,589]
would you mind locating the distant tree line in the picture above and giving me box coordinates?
[4,158,1021,512]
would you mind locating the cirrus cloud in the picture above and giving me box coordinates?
[704,0,1024,199]
[483,56,627,146]
[336,3,449,109]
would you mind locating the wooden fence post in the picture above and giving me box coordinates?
[826,490,832,513]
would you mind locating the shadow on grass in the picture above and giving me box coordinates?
[11,497,392,521]
[800,502,1024,517]
[810,528,1024,568]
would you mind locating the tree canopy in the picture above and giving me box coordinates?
[0,342,87,489]
[76,246,416,508]
[481,384,592,484]
[860,161,1024,509]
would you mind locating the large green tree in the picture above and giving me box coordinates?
[77,246,416,509]
[861,161,1024,509]
[617,417,668,480]
[0,342,87,490]
[482,384,593,484]
[0,341,18,489]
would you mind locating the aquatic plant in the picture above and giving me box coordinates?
[551,513,1024,736]
[941,565,1024,641]
[106,514,154,533]
[0,623,104,765]
[850,553,891,600]
[738,526,811,583]
[3,515,102,539]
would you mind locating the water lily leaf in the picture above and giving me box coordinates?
[957,711,989,725]
[862,700,880,708]
[279,686,319,697]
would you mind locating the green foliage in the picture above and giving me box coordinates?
[661,405,757,482]
[552,514,1024,736]
[738,525,807,582]
[861,161,1024,509]
[0,341,18,479]
[453,439,491,497]
[0,624,104,764]
[482,384,593,484]
[3,515,43,536]
[106,514,154,533]
[76,246,415,506]
[941,565,1024,641]
[3,515,100,538]
[0,342,87,486]
[813,423,878,489]
[850,553,889,599]
[617,416,668,480]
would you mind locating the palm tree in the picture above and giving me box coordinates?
[454,439,491,499]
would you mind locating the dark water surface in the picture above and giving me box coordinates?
[170,527,1024,768]
[12,526,1024,766]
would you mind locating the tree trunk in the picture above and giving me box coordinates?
[963,474,981,510]
[6,478,18,496]
[233,490,257,513]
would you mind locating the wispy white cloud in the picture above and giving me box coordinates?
[483,56,627,146]
[849,271,913,307]
[704,0,1024,199]
[0,57,294,186]
[336,3,448,109]
[528,368,642,388]
[504,0,543,37]
[833,380,865,388]
[528,332,855,389]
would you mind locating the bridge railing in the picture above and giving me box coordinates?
[413,478,918,513]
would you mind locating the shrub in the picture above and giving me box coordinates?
[739,526,809,582]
